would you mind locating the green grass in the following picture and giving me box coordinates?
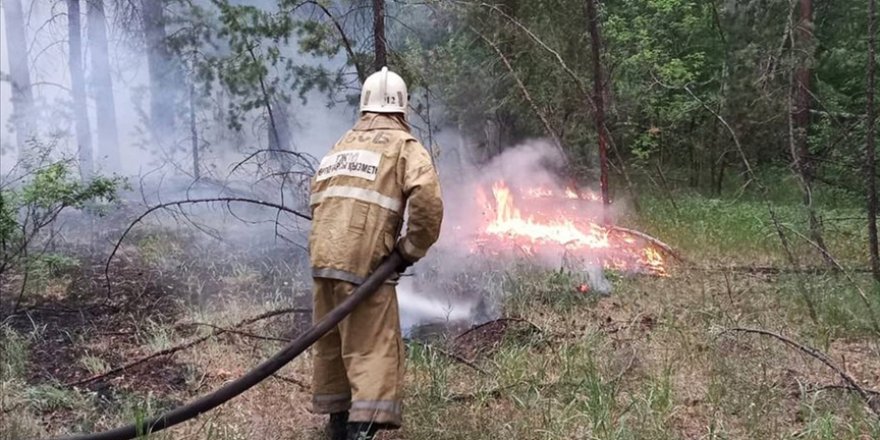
[0,325,30,381]
[619,170,867,267]
[774,274,880,338]
[502,266,598,315]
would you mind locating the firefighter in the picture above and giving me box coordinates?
[308,67,443,440]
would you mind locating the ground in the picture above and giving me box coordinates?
[2,181,879,440]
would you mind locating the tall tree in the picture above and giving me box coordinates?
[792,0,813,185]
[141,0,176,147]
[867,0,879,281]
[790,0,832,265]
[87,0,120,172]
[67,0,94,179]
[585,0,609,207]
[188,81,200,179]
[2,0,36,154]
[373,0,387,71]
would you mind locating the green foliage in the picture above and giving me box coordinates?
[169,0,357,137]
[19,163,117,209]
[0,161,122,278]
[1,162,119,241]
[27,253,79,277]
[625,184,866,265]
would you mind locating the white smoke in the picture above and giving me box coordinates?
[397,139,610,335]
[0,1,357,176]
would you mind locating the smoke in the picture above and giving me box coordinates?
[398,139,609,335]
[0,0,356,177]
[437,139,568,249]
[0,2,605,337]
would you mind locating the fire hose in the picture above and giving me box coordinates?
[50,252,404,440]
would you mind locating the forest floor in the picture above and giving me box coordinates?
[2,179,880,440]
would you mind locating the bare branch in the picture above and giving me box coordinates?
[104,198,311,295]
[720,327,879,416]
[66,307,311,388]
[469,27,564,156]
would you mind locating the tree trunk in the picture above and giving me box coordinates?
[3,0,36,155]
[793,0,813,186]
[87,0,120,172]
[372,0,387,72]
[67,0,94,179]
[189,81,200,180]
[867,0,880,281]
[585,0,610,207]
[141,0,176,147]
[715,152,727,196]
[791,0,833,266]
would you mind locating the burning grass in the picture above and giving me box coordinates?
[472,180,668,276]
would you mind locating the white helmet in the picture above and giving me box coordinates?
[360,67,407,115]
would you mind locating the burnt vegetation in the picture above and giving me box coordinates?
[1,1,880,439]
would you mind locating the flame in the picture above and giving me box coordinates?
[475,180,667,276]
[524,185,599,201]
[526,187,554,198]
[487,182,610,249]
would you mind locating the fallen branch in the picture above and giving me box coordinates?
[66,307,310,387]
[609,226,686,262]
[0,402,24,416]
[179,322,292,343]
[720,327,879,416]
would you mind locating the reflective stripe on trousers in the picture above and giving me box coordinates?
[311,278,405,428]
[312,392,352,414]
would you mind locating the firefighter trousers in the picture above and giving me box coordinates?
[311,278,405,428]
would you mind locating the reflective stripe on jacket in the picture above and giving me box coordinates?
[308,113,443,283]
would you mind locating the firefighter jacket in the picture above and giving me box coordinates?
[308,113,443,283]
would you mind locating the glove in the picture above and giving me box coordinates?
[390,249,414,274]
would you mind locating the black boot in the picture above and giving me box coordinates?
[346,422,379,440]
[326,412,348,440]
